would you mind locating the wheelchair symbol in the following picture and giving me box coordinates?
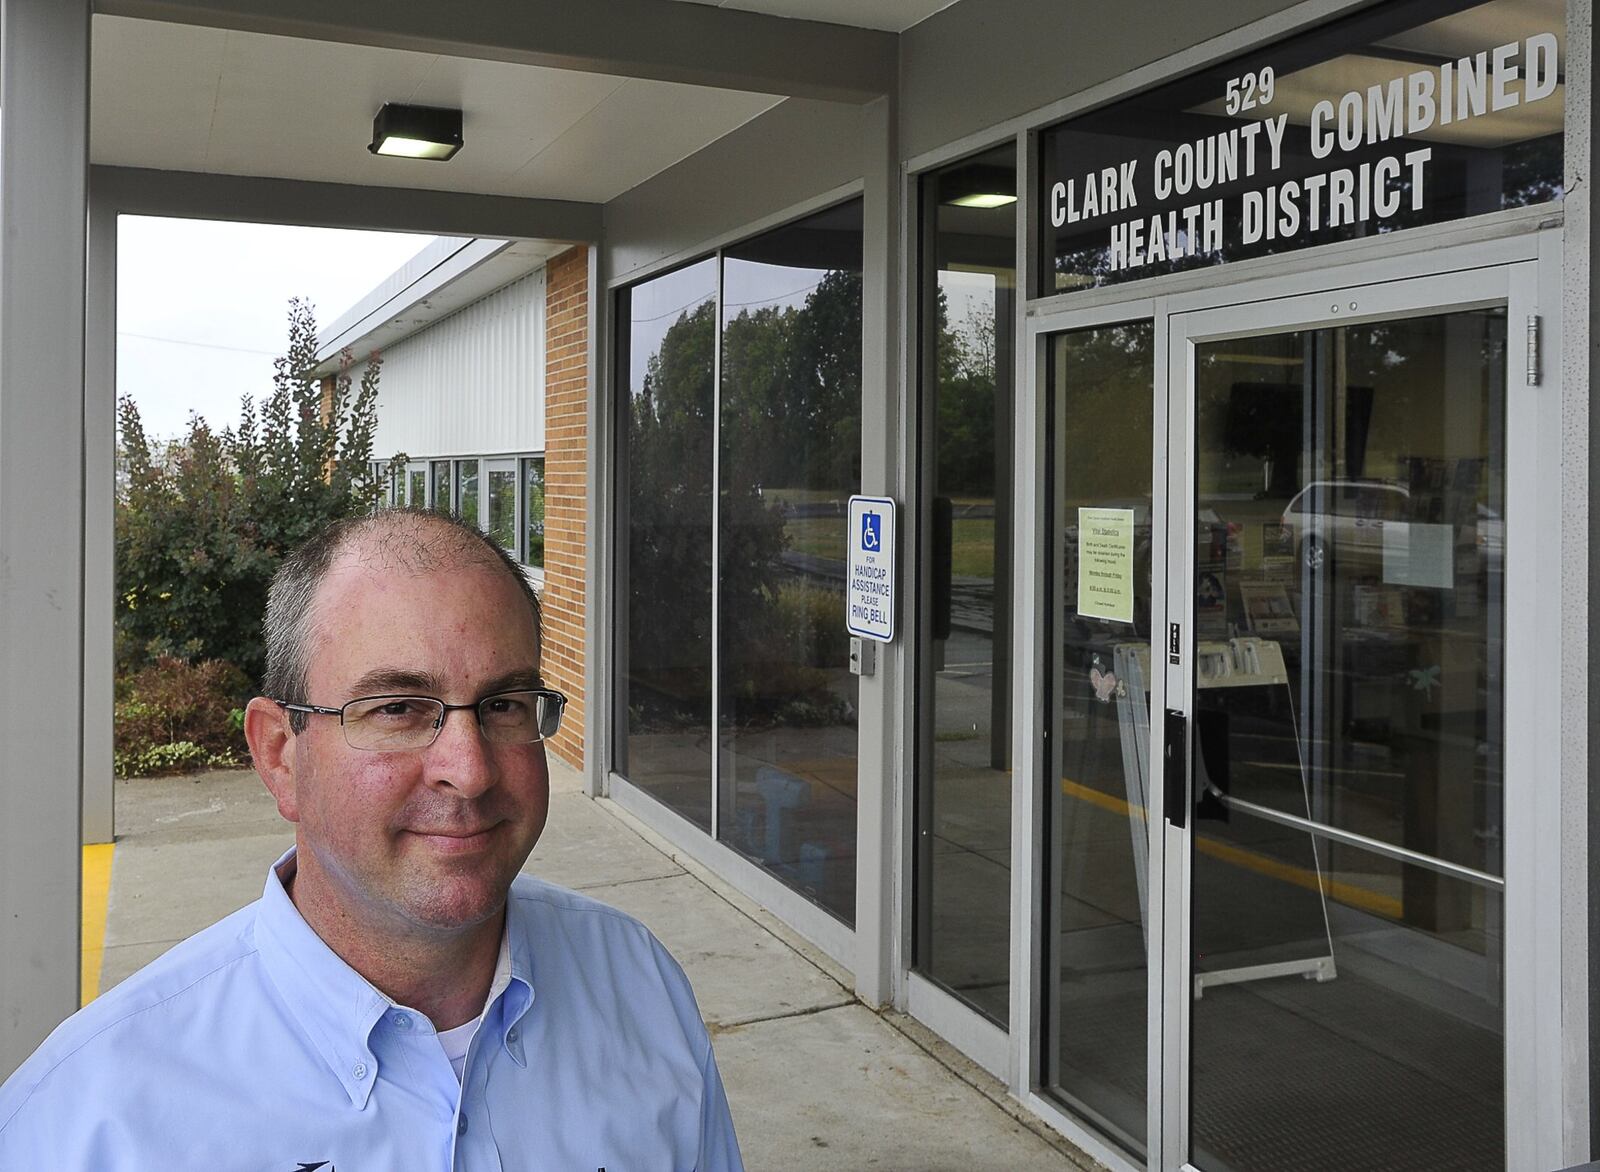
[861,512,881,552]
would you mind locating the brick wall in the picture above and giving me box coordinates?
[541,246,589,769]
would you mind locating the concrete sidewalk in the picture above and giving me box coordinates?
[101,759,1098,1171]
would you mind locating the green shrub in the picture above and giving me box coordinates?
[114,741,209,778]
[114,657,251,776]
[116,297,392,682]
[772,582,849,668]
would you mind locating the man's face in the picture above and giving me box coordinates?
[282,556,550,938]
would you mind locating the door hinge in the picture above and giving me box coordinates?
[1526,314,1541,386]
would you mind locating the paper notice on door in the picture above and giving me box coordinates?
[1077,507,1136,623]
[1383,521,1454,590]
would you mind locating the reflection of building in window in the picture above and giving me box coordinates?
[313,239,585,771]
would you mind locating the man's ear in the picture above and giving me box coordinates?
[245,697,301,823]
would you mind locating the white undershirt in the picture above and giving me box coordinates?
[431,930,515,1085]
[436,1019,476,1083]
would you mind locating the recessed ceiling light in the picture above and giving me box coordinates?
[938,162,1017,209]
[369,104,463,161]
[948,192,1017,209]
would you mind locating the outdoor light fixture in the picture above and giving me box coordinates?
[369,103,464,161]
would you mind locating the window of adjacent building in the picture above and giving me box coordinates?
[616,199,865,924]
[457,459,480,527]
[912,146,1016,1023]
[487,461,518,554]
[391,452,544,568]
[522,457,546,569]
[431,460,452,514]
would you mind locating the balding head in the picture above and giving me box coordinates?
[262,509,542,729]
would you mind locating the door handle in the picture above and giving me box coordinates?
[1164,709,1188,829]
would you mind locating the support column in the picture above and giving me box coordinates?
[585,244,608,799]
[84,192,118,847]
[854,91,900,1009]
[0,0,91,1075]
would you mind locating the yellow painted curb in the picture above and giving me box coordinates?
[81,843,115,1006]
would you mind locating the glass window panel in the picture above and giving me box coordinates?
[522,457,545,569]
[457,460,480,527]
[487,467,517,554]
[408,468,426,508]
[617,258,719,831]
[1044,321,1154,1156]
[431,460,452,515]
[716,199,863,924]
[1187,308,1506,1171]
[913,146,1016,1021]
[1039,0,1565,295]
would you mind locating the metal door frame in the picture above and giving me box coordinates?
[1022,228,1564,1172]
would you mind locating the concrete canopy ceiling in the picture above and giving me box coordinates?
[90,14,786,203]
[671,0,962,34]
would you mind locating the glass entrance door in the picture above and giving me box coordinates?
[1161,264,1537,1172]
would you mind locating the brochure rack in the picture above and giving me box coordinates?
[1114,637,1337,998]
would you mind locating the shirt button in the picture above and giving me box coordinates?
[352,1062,368,1080]
[458,1116,469,1136]
[392,1012,411,1029]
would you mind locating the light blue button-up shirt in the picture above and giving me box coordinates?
[0,852,743,1170]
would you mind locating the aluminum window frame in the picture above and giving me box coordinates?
[606,197,870,966]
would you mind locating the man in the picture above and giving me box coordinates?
[0,509,743,1170]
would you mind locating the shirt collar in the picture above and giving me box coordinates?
[498,885,536,1067]
[253,849,390,1108]
[252,849,538,1098]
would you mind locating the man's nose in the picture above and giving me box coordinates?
[425,706,498,796]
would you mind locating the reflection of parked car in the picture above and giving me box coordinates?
[1282,480,1500,576]
[1061,502,1241,647]
[1281,480,1407,571]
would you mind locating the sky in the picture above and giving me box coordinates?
[117,217,437,442]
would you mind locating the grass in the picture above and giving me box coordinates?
[783,516,995,578]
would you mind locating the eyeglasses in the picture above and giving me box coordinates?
[276,689,567,752]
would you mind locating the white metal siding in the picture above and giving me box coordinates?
[366,268,545,460]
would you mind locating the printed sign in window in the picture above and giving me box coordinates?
[1077,507,1136,624]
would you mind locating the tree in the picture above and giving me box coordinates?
[116,297,389,682]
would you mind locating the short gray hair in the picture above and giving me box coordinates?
[261,508,543,732]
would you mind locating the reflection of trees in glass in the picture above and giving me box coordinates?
[934,286,997,497]
[721,267,862,491]
[488,469,516,551]
[627,298,717,718]
[1502,134,1563,208]
[522,458,545,568]
[1059,323,1155,503]
[431,461,452,514]
[458,461,479,525]
[720,265,862,726]
[628,266,865,729]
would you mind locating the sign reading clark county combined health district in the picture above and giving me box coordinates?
[1042,27,1561,281]
[847,496,896,642]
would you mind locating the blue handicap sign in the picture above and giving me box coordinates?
[861,511,881,552]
